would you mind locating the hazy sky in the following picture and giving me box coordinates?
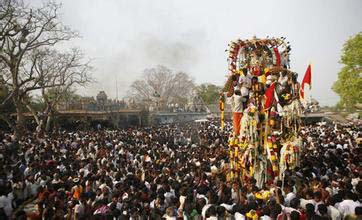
[37,0,361,106]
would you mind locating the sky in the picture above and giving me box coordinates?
[34,0,362,106]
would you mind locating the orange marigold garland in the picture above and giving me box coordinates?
[221,36,304,187]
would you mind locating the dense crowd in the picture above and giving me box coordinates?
[0,120,361,220]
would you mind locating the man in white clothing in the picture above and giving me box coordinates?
[0,192,13,218]
[338,192,359,217]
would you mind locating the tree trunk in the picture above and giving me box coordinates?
[45,113,52,133]
[14,100,25,139]
[26,104,45,137]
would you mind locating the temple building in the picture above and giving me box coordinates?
[56,91,126,111]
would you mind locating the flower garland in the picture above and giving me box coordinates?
[222,36,302,185]
[226,36,291,75]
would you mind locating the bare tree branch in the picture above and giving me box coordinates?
[0,0,82,136]
[129,65,195,109]
[24,48,93,133]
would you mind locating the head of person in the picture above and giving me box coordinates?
[80,192,87,203]
[283,184,292,195]
[305,203,315,216]
[345,191,355,200]
[206,205,217,218]
[313,191,322,203]
[290,198,300,209]
[270,204,282,219]
[251,76,258,84]
[217,206,226,217]
[232,204,246,215]
[261,205,270,217]
[318,204,328,216]
[355,206,362,217]
[290,210,300,220]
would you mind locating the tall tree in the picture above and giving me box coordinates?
[25,48,92,134]
[332,32,362,111]
[0,0,78,137]
[130,65,195,109]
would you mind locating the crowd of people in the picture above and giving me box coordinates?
[0,120,361,220]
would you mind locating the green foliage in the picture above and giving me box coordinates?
[46,88,80,103]
[196,83,221,105]
[28,98,46,112]
[332,32,362,111]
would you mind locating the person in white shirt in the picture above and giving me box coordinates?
[201,203,212,219]
[327,197,342,220]
[0,191,13,218]
[74,193,87,220]
[233,204,246,220]
[283,185,296,207]
[205,205,218,220]
[328,204,342,220]
[229,88,244,137]
[300,190,316,209]
[240,83,250,111]
[313,191,325,212]
[338,191,359,217]
[317,204,331,219]
[283,198,302,217]
[239,72,251,87]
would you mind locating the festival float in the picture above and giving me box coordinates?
[220,36,312,187]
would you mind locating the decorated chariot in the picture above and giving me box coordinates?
[220,36,311,187]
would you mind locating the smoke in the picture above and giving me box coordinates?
[78,33,205,100]
[42,0,210,100]
[140,36,200,71]
[94,30,206,97]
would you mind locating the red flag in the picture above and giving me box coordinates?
[300,64,312,99]
[264,82,276,110]
[273,48,281,66]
